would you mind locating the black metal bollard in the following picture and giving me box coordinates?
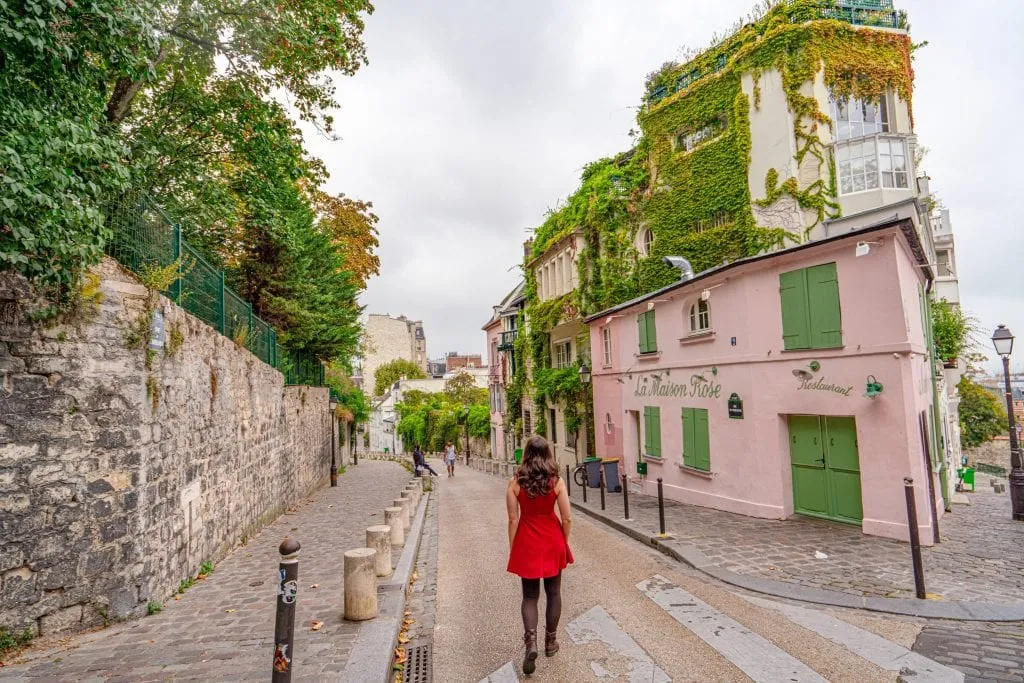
[565,465,571,497]
[903,478,927,599]
[657,478,666,535]
[582,470,588,503]
[272,537,301,681]
[622,474,630,520]
[599,468,606,510]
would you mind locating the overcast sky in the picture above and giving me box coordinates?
[308,0,1024,371]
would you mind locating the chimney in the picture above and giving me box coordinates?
[523,239,534,261]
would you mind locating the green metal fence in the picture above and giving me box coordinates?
[105,193,324,387]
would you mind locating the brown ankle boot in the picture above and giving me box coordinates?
[545,630,559,657]
[523,629,538,674]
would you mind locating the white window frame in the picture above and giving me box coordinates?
[835,136,910,196]
[601,327,613,367]
[554,339,572,369]
[688,299,711,334]
[830,94,890,142]
[641,228,653,257]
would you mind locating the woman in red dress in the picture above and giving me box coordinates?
[506,436,574,675]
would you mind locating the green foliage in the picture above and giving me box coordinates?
[374,358,427,396]
[395,389,489,452]
[932,299,972,363]
[0,626,34,656]
[326,365,371,423]
[178,577,195,594]
[444,371,487,406]
[958,376,1008,449]
[146,600,163,615]
[198,561,214,577]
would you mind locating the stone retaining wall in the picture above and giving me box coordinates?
[0,258,331,636]
[965,439,1012,474]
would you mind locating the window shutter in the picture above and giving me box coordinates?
[647,406,661,457]
[638,313,649,354]
[646,310,658,353]
[643,407,651,454]
[694,408,711,471]
[779,269,810,350]
[681,408,695,468]
[807,263,842,349]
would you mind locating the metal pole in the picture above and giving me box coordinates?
[353,424,358,466]
[330,410,337,487]
[599,467,606,510]
[657,477,666,536]
[582,470,587,503]
[272,537,300,681]
[565,464,571,497]
[622,473,630,520]
[903,478,927,599]
[1001,356,1024,521]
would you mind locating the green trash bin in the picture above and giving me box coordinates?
[584,457,602,488]
[514,448,523,465]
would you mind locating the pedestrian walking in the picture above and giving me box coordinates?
[506,436,573,675]
[413,445,438,477]
[444,441,457,477]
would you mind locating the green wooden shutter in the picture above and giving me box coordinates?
[642,407,651,460]
[779,269,810,350]
[638,312,649,353]
[681,408,696,468]
[646,310,658,353]
[807,262,842,349]
[645,406,661,457]
[694,408,711,471]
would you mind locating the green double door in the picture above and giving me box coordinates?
[788,415,863,524]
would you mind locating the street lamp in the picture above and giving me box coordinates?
[329,396,339,487]
[578,364,593,461]
[991,324,1024,521]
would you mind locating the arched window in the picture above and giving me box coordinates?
[688,299,711,333]
[639,227,654,256]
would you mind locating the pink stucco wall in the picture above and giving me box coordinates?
[588,226,943,544]
[484,319,507,459]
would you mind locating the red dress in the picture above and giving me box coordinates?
[507,478,574,579]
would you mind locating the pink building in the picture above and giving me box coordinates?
[586,217,946,544]
[483,281,525,461]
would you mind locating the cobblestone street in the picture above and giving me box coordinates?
[567,473,1024,604]
[0,460,412,681]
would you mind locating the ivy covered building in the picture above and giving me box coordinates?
[490,0,966,519]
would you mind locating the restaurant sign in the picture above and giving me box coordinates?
[796,375,853,397]
[634,374,722,399]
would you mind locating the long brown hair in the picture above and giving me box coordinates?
[516,436,558,497]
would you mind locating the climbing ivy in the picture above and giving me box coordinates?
[519,0,915,418]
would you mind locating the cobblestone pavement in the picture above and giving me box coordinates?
[568,474,1024,603]
[401,469,439,672]
[1,460,413,681]
[913,620,1024,682]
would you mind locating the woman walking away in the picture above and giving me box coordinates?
[444,441,457,477]
[506,436,573,675]
[413,445,438,477]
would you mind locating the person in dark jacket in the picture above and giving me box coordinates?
[413,445,438,477]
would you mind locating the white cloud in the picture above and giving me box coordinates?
[304,0,1024,371]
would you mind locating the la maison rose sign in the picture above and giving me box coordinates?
[633,374,722,399]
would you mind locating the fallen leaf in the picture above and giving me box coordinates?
[393,647,407,664]
[404,611,411,617]
[311,621,324,631]
[397,634,409,644]
[174,595,181,601]
[225,609,237,613]
[309,584,319,589]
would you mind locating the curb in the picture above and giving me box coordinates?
[342,488,431,682]
[569,500,1024,622]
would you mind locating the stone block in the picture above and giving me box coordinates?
[39,558,81,590]
[0,493,30,513]
[40,605,83,635]
[0,545,24,573]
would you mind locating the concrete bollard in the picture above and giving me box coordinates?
[404,486,418,508]
[366,526,392,577]
[385,507,405,547]
[394,497,411,533]
[343,548,378,620]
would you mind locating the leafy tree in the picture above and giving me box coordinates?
[326,364,370,424]
[444,370,487,406]
[374,358,426,396]
[931,299,972,363]
[395,390,490,452]
[958,376,1007,449]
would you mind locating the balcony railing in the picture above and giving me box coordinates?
[498,329,518,351]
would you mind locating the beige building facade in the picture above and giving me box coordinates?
[361,313,428,397]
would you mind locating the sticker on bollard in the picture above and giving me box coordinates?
[272,537,300,682]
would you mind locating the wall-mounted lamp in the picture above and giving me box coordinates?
[864,375,884,398]
[855,240,882,258]
[793,369,813,381]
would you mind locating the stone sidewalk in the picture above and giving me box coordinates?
[566,473,1024,608]
[1,460,414,681]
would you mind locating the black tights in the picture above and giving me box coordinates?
[521,573,562,634]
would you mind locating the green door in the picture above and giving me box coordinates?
[789,416,829,517]
[788,415,863,524]
[823,417,862,523]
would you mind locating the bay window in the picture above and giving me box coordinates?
[836,137,909,195]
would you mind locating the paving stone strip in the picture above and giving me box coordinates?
[2,460,414,681]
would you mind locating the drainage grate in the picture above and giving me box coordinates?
[402,643,432,683]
